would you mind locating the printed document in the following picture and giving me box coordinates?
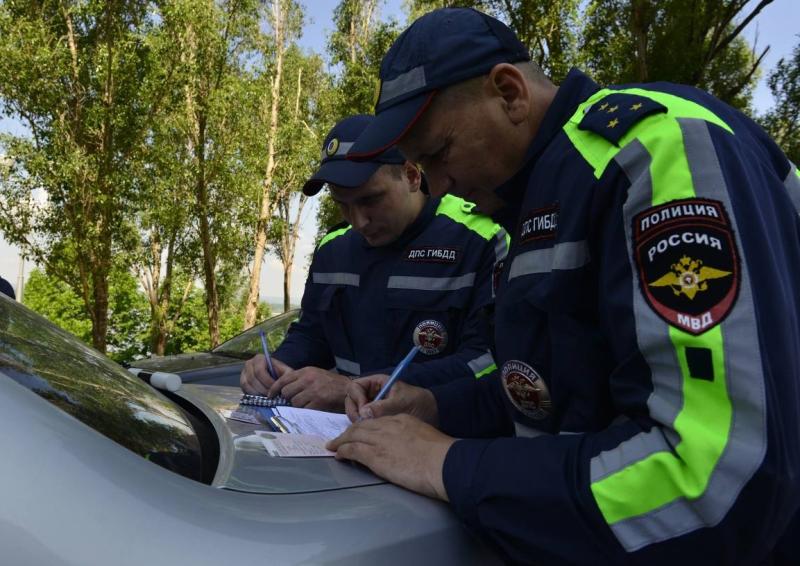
[272,406,351,439]
[259,432,335,457]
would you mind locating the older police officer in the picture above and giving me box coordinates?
[330,8,800,565]
[240,114,508,411]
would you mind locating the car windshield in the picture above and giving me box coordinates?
[0,295,203,479]
[213,309,299,358]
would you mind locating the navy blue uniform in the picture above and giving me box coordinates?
[274,195,508,386]
[433,70,800,564]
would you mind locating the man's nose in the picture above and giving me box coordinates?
[350,206,369,230]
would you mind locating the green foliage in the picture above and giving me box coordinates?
[580,0,765,110]
[0,0,163,351]
[761,38,800,164]
[22,268,93,345]
[23,267,150,362]
[23,267,271,361]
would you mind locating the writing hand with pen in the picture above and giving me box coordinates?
[240,353,293,395]
[326,347,455,502]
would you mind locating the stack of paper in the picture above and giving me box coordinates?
[258,407,352,458]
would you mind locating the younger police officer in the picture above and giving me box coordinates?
[330,9,800,565]
[240,114,508,411]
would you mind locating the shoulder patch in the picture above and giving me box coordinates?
[578,93,667,146]
[633,198,740,335]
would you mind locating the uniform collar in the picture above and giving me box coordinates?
[491,68,600,231]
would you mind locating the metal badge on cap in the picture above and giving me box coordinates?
[325,137,340,157]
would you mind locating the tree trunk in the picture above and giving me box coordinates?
[90,275,109,352]
[631,0,650,82]
[244,0,286,329]
[283,264,291,313]
[196,115,221,347]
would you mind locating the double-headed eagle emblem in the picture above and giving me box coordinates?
[649,255,732,299]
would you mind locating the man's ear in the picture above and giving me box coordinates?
[486,63,530,125]
[403,161,422,192]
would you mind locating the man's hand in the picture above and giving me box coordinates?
[343,375,439,426]
[240,355,292,395]
[327,414,455,501]
[268,367,351,412]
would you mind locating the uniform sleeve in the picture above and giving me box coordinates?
[430,374,513,438]
[272,254,335,371]
[379,229,506,388]
[440,118,800,564]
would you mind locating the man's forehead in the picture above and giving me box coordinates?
[330,170,389,201]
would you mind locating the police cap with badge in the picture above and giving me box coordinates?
[346,8,530,161]
[302,114,406,196]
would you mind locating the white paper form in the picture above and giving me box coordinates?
[259,432,335,457]
[272,407,351,439]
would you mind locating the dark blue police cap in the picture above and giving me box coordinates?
[347,8,530,160]
[302,114,406,196]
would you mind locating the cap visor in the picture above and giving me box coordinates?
[302,159,381,196]
[347,92,436,161]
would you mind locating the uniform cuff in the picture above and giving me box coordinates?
[442,438,494,525]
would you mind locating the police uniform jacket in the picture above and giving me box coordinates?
[432,69,800,564]
[273,194,508,386]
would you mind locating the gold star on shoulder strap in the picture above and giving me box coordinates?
[607,118,619,128]
[630,102,643,111]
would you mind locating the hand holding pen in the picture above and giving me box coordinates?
[240,331,287,395]
[341,345,439,424]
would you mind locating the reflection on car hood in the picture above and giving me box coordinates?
[133,352,241,373]
[176,384,385,494]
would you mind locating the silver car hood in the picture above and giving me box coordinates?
[176,384,384,493]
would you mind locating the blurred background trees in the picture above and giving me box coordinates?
[0,0,795,361]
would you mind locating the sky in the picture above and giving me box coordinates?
[1,0,797,303]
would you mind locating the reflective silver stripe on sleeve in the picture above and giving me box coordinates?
[593,120,767,552]
[334,356,361,376]
[494,228,509,262]
[312,272,360,286]
[466,351,495,375]
[387,273,475,291]
[785,162,800,215]
[514,421,548,438]
[320,141,354,161]
[507,241,589,280]
[378,66,426,106]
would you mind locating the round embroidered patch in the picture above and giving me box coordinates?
[501,360,552,420]
[325,137,340,157]
[413,319,448,355]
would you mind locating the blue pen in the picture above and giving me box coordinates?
[373,345,421,403]
[259,330,277,380]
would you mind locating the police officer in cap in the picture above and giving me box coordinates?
[240,114,508,411]
[330,8,800,564]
